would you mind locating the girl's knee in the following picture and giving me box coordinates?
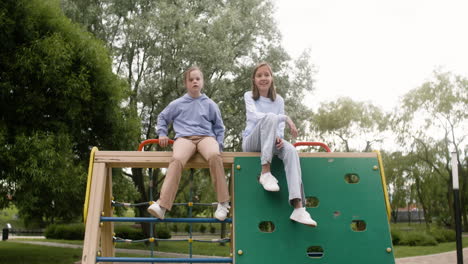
[283,141,296,152]
[170,156,185,166]
[206,152,222,162]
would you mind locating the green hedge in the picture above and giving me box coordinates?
[429,228,456,243]
[390,226,456,246]
[399,231,437,246]
[45,223,84,240]
[44,223,171,240]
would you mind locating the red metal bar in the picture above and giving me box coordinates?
[293,142,331,152]
[138,139,174,151]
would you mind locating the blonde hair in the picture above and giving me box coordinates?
[251,62,276,101]
[183,66,204,85]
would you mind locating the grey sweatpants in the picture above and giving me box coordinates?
[242,113,306,206]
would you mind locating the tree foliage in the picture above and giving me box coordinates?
[393,70,468,228]
[0,0,139,226]
[312,97,390,152]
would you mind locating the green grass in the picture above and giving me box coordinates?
[394,239,468,258]
[0,241,145,264]
[13,238,231,257]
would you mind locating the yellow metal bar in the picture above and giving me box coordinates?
[374,150,392,220]
[84,147,98,223]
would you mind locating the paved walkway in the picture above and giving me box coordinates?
[7,236,468,264]
[396,247,468,264]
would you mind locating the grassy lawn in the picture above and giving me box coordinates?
[13,238,231,257]
[0,241,145,264]
[394,239,468,258]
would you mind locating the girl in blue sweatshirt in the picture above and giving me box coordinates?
[147,66,230,221]
[242,62,317,227]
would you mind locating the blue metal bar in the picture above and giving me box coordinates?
[96,257,233,263]
[113,237,231,243]
[189,168,194,260]
[148,168,155,259]
[113,201,215,207]
[100,217,231,223]
[173,202,216,206]
[112,201,150,207]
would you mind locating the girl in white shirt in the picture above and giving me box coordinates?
[242,62,317,227]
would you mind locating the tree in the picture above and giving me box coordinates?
[0,0,139,226]
[394,70,468,229]
[311,97,390,152]
[384,151,448,227]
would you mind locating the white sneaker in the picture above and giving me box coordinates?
[214,202,230,221]
[290,208,317,227]
[259,172,280,192]
[147,202,166,219]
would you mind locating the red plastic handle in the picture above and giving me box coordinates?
[293,142,331,152]
[138,139,175,151]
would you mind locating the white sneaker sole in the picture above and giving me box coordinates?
[147,206,165,219]
[290,217,317,227]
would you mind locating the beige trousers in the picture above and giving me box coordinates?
[158,136,230,210]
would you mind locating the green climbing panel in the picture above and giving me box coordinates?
[233,155,395,264]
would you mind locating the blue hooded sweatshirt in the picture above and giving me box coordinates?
[157,94,225,150]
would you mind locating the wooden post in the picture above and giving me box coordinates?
[101,167,115,258]
[81,162,107,264]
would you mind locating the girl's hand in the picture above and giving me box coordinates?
[159,136,169,147]
[275,137,284,150]
[286,117,298,138]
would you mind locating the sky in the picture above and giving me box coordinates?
[274,0,468,112]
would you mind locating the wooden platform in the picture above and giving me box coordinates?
[94,151,377,168]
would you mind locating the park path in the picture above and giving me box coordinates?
[395,247,468,264]
[7,237,468,264]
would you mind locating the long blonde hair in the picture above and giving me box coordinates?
[251,62,276,101]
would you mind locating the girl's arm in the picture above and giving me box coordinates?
[278,96,298,139]
[212,104,225,151]
[244,92,267,123]
[278,98,286,138]
[156,104,174,138]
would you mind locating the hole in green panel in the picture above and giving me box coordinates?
[305,196,319,208]
[306,246,324,258]
[351,220,367,231]
[258,221,275,233]
[344,173,360,184]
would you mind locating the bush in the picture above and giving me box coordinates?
[399,231,437,246]
[429,228,456,243]
[390,229,403,245]
[209,225,216,234]
[199,224,206,233]
[171,224,178,233]
[114,225,145,240]
[45,223,84,240]
[155,225,171,239]
[44,224,57,239]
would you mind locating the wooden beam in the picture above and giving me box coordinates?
[81,163,107,264]
[94,151,377,168]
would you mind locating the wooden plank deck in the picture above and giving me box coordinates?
[94,151,377,168]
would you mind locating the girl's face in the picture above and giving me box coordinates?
[185,70,204,98]
[254,65,272,96]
